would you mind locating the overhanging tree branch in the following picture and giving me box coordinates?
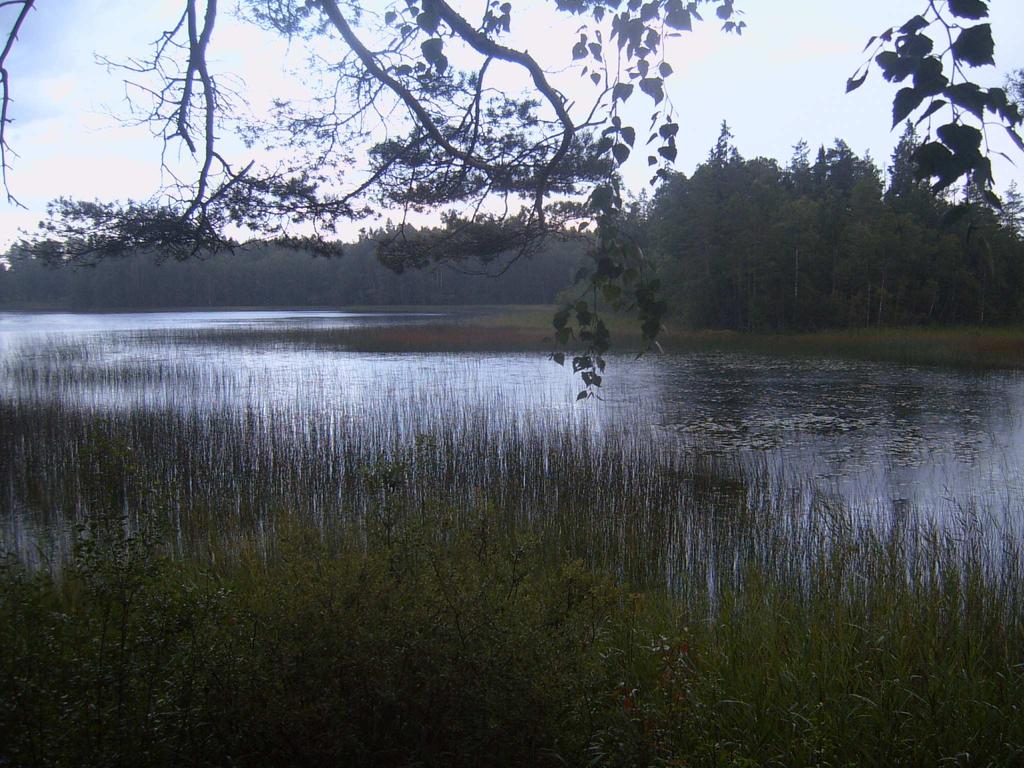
[428,0,576,222]
[0,0,34,206]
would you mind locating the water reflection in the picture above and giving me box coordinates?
[643,352,1023,516]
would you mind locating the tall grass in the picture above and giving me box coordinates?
[2,323,1024,765]
[2,455,1022,766]
[1,392,767,590]
[176,305,1024,368]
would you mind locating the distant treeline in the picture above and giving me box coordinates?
[3,123,1024,325]
[646,122,1024,330]
[0,238,585,310]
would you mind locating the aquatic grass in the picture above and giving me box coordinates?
[7,307,1024,368]
[2,361,1020,606]
[156,322,560,352]
[170,305,1024,368]
[2,495,1022,766]
[0,392,756,586]
[3,321,1024,765]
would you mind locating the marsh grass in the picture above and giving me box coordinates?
[3,389,1024,765]
[231,306,1024,368]
[157,322,558,352]
[2,322,1024,765]
[0,393,770,589]
[2,469,1022,766]
[18,308,1021,368]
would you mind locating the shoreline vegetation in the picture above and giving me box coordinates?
[2,377,1023,764]
[26,303,1017,369]
[443,306,1024,369]
[4,503,1022,767]
[2,312,1024,765]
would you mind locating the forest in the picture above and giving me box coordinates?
[647,122,1024,330]
[0,236,585,309]
[3,123,1023,329]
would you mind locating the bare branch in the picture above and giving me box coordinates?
[0,0,34,206]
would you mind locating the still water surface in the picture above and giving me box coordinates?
[2,309,1023,520]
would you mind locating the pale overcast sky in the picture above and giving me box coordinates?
[0,0,1022,247]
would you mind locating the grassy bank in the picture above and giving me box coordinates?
[7,304,1024,367]
[3,500,1022,767]
[2,393,1024,765]
[141,305,1024,368]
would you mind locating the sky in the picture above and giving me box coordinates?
[0,0,1022,248]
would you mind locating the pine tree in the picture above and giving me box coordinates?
[999,182,1023,237]
[708,121,740,168]
[885,122,938,220]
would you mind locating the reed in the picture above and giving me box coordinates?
[1,322,1023,765]
[16,308,1020,368]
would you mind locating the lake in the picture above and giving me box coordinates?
[2,309,1023,556]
